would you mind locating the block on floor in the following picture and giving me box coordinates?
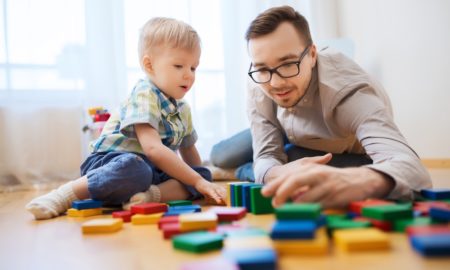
[333,228,390,252]
[172,231,224,253]
[82,218,123,234]
[131,213,164,225]
[67,208,102,217]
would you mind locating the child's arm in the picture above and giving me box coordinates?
[179,145,202,167]
[135,123,225,203]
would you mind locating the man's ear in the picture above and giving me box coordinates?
[309,44,317,68]
[143,56,153,74]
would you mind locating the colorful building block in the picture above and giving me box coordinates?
[208,206,247,222]
[158,216,179,230]
[67,208,102,217]
[327,219,371,232]
[222,248,277,270]
[420,188,450,200]
[349,199,393,215]
[361,204,413,221]
[180,257,238,270]
[179,212,218,231]
[226,228,268,238]
[393,217,436,232]
[112,210,134,222]
[275,203,321,220]
[167,200,192,207]
[130,202,168,215]
[250,186,274,214]
[273,228,329,255]
[241,183,258,211]
[413,201,449,216]
[172,231,224,253]
[224,235,273,250]
[429,205,450,221]
[161,222,184,239]
[82,218,123,234]
[406,225,450,237]
[164,204,202,216]
[411,233,450,256]
[72,199,102,210]
[131,213,164,225]
[333,228,390,252]
[270,220,317,240]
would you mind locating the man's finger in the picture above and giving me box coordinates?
[300,153,332,165]
[261,177,284,197]
[272,175,314,207]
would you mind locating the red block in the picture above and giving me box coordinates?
[208,207,247,222]
[413,201,449,216]
[112,210,134,223]
[130,203,168,215]
[406,225,450,237]
[158,215,179,230]
[349,199,393,215]
[161,223,184,239]
[369,218,393,232]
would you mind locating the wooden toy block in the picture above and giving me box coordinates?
[361,204,413,221]
[161,222,184,239]
[180,257,238,270]
[131,213,164,225]
[213,224,245,236]
[393,217,436,232]
[250,186,274,214]
[270,220,316,240]
[230,183,245,207]
[275,203,321,220]
[82,218,123,234]
[158,216,179,230]
[322,208,347,215]
[112,210,133,222]
[411,233,450,256]
[327,219,371,232]
[207,206,246,222]
[164,208,198,216]
[226,228,268,238]
[67,208,102,217]
[172,231,224,253]
[241,183,258,211]
[349,199,393,215]
[164,205,201,216]
[179,212,218,231]
[130,202,168,215]
[367,218,393,232]
[72,199,103,210]
[234,184,244,207]
[226,183,232,207]
[413,201,449,216]
[406,225,450,237]
[420,188,450,200]
[222,248,277,270]
[429,205,450,221]
[167,200,192,206]
[273,228,329,255]
[224,235,273,250]
[333,228,390,252]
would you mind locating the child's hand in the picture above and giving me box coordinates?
[195,180,227,205]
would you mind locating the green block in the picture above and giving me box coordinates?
[275,203,321,220]
[235,184,243,207]
[327,219,371,231]
[250,186,274,214]
[362,204,413,221]
[167,200,192,207]
[172,232,223,253]
[393,217,435,232]
[325,214,347,224]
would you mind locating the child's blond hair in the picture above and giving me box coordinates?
[138,17,201,68]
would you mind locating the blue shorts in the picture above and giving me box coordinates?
[80,151,212,205]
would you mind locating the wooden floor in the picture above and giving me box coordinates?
[1,169,450,270]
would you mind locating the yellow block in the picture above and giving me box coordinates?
[82,218,123,234]
[88,106,104,115]
[273,228,329,255]
[333,228,390,252]
[226,183,231,207]
[179,212,218,231]
[131,213,163,225]
[224,235,273,250]
[67,208,103,217]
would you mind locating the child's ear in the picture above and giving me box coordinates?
[143,56,153,74]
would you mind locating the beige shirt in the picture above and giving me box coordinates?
[247,48,431,200]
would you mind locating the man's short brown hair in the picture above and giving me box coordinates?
[245,6,312,46]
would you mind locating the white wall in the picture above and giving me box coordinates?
[336,0,450,158]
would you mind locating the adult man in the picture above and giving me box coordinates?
[239,6,431,208]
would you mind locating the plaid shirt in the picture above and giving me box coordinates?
[90,78,197,154]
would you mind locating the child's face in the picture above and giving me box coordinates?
[146,46,201,100]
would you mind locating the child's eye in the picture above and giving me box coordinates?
[191,67,196,72]
[174,65,183,69]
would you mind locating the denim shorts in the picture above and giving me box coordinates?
[80,151,212,205]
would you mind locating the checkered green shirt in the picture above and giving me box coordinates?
[90,78,197,153]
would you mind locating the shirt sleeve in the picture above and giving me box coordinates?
[246,81,287,184]
[333,86,432,200]
[180,101,198,148]
[120,82,161,138]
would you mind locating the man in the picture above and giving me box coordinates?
[244,6,431,208]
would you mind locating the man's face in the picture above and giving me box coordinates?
[248,22,316,108]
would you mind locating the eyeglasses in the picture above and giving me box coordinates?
[248,46,311,84]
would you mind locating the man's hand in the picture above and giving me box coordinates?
[261,154,394,209]
[195,179,227,205]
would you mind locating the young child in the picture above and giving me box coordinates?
[26,17,226,220]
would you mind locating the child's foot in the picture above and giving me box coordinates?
[123,185,161,210]
[25,182,78,220]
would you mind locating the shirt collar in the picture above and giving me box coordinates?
[294,65,318,108]
[148,79,179,116]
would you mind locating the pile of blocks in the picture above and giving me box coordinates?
[67,187,450,269]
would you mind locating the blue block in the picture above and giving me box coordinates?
[241,183,257,212]
[421,188,450,200]
[429,206,450,221]
[222,248,277,270]
[411,234,450,256]
[316,214,327,228]
[169,204,201,212]
[270,220,316,240]
[164,208,197,216]
[71,199,102,210]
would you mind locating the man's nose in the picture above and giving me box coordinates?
[269,72,286,88]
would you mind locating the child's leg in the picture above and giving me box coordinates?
[26,176,89,220]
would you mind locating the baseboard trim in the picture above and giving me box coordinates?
[421,159,450,169]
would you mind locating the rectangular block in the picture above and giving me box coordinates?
[224,235,273,250]
[361,204,413,221]
[158,216,179,230]
[179,212,218,231]
[164,204,202,216]
[241,183,258,212]
[111,210,134,222]
[275,203,321,220]
[180,257,238,270]
[131,213,164,225]
[406,225,450,237]
[167,200,192,206]
[411,234,450,256]
[349,199,393,215]
[273,228,329,255]
[327,219,371,232]
[429,205,450,221]
[413,201,449,216]
[393,217,435,232]
[250,186,274,215]
[208,206,246,222]
[67,208,102,217]
[270,220,316,240]
[72,199,103,210]
[333,228,390,252]
[421,188,450,200]
[130,202,168,215]
[82,218,123,234]
[172,231,224,253]
[222,248,277,270]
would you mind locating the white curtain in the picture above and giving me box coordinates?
[0,0,321,189]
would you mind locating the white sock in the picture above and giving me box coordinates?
[25,181,79,220]
[123,185,161,210]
